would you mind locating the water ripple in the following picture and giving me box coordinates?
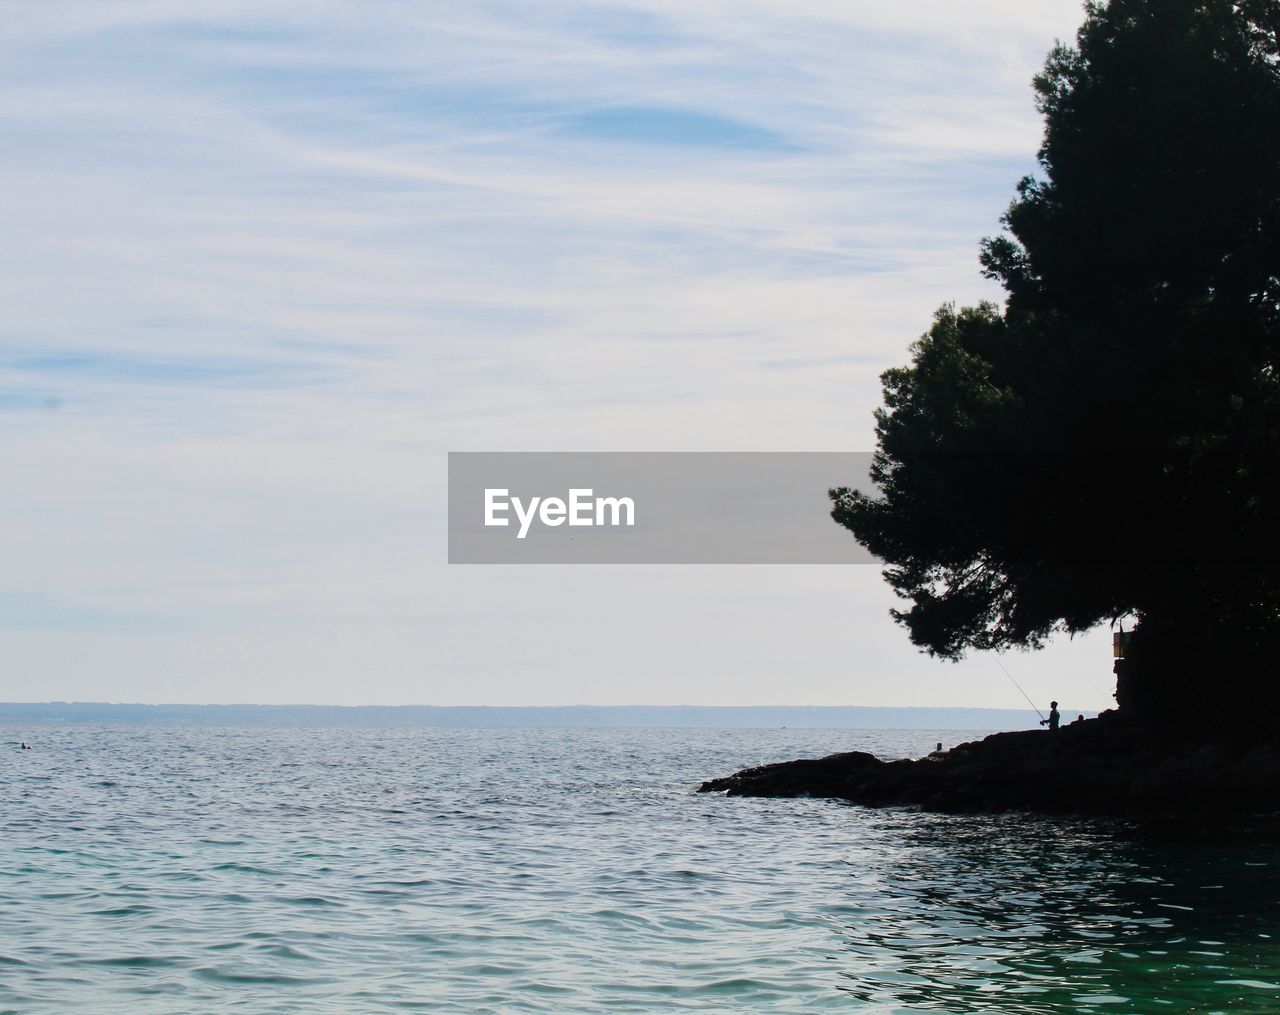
[2,725,1279,1012]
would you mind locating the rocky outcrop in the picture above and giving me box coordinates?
[698,712,1280,816]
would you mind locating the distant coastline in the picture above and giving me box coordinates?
[0,702,1089,730]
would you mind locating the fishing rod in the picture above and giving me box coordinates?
[994,656,1045,721]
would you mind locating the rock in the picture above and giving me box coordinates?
[697,712,1280,818]
[698,750,881,797]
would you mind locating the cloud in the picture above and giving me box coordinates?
[0,0,1114,708]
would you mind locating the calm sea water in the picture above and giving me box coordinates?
[2,725,1278,1013]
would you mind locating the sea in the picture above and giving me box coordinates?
[2,725,1278,1013]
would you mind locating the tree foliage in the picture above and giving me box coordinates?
[833,0,1280,703]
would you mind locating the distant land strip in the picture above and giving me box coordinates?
[0,703,1095,729]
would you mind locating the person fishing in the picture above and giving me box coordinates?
[994,658,1058,731]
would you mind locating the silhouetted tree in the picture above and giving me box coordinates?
[833,0,1280,728]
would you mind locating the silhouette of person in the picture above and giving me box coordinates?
[1040,701,1060,731]
[1073,714,1085,724]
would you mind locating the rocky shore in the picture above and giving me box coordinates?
[698,712,1280,817]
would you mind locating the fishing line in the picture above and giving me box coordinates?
[995,656,1045,721]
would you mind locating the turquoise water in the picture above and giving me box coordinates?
[2,725,1279,1013]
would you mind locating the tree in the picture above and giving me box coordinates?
[832,0,1280,728]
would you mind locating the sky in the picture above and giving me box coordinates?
[0,0,1116,710]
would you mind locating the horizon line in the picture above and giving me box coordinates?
[2,701,1069,711]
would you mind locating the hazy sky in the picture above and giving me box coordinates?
[0,0,1116,709]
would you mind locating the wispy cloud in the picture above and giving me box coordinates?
[0,1,1112,707]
